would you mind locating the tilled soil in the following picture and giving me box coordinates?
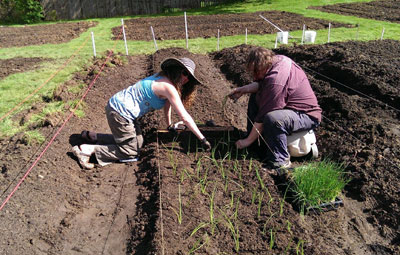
[0,57,49,80]
[112,11,353,41]
[0,21,97,48]
[1,40,399,254]
[1,4,400,254]
[309,0,400,23]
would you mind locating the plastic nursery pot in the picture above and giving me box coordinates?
[304,197,344,215]
[304,30,317,43]
[277,31,289,44]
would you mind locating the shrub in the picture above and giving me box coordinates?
[0,0,44,24]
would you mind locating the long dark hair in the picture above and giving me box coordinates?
[158,66,196,108]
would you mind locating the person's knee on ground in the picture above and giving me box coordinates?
[262,111,291,166]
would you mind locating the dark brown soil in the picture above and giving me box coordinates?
[0,21,97,48]
[1,5,400,255]
[1,39,400,254]
[0,57,49,80]
[309,0,400,23]
[112,11,353,41]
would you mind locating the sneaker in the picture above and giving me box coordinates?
[119,157,139,163]
[262,160,292,176]
[72,145,94,169]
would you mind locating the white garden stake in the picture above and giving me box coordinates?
[328,23,331,43]
[184,12,188,49]
[245,28,248,44]
[217,29,220,50]
[121,19,129,56]
[150,26,158,50]
[259,14,293,39]
[259,14,284,33]
[91,32,96,57]
[274,34,278,48]
[301,24,306,45]
[381,27,385,40]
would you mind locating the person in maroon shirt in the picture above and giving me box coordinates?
[229,47,321,169]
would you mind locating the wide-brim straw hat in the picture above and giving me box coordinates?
[161,57,202,85]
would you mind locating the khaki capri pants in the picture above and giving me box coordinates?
[94,103,143,166]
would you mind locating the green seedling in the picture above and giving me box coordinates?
[196,156,203,178]
[209,186,216,235]
[209,147,229,185]
[296,239,305,255]
[199,165,211,194]
[171,184,183,224]
[231,179,245,192]
[219,208,240,252]
[248,158,253,172]
[255,165,273,203]
[232,197,240,221]
[163,141,179,175]
[180,167,193,183]
[257,191,264,219]
[190,222,209,237]
[269,228,276,249]
[286,220,293,235]
[229,190,236,208]
[279,186,289,216]
[284,242,292,254]
[188,234,209,255]
[262,212,276,235]
[251,187,257,204]
[232,159,242,180]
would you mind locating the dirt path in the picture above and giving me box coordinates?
[0,54,148,254]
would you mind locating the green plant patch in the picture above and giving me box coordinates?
[289,160,350,214]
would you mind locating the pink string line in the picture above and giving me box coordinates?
[0,27,124,212]
[0,35,91,123]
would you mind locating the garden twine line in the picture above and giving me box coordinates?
[301,65,400,170]
[156,133,165,255]
[0,27,124,212]
[302,65,400,113]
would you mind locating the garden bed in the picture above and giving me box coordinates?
[0,40,399,254]
[0,21,97,48]
[0,57,49,80]
[310,0,400,24]
[112,11,352,41]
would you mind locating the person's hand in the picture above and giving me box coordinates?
[228,88,243,101]
[235,139,251,149]
[201,138,212,152]
[167,124,178,135]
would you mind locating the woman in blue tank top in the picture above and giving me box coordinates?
[72,57,211,169]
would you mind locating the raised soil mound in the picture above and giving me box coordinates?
[0,41,399,254]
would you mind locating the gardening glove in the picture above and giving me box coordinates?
[167,124,178,135]
[201,138,212,152]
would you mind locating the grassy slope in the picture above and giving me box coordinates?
[0,0,399,137]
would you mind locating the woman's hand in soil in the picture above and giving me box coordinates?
[228,88,244,101]
[201,138,212,151]
[235,139,251,149]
